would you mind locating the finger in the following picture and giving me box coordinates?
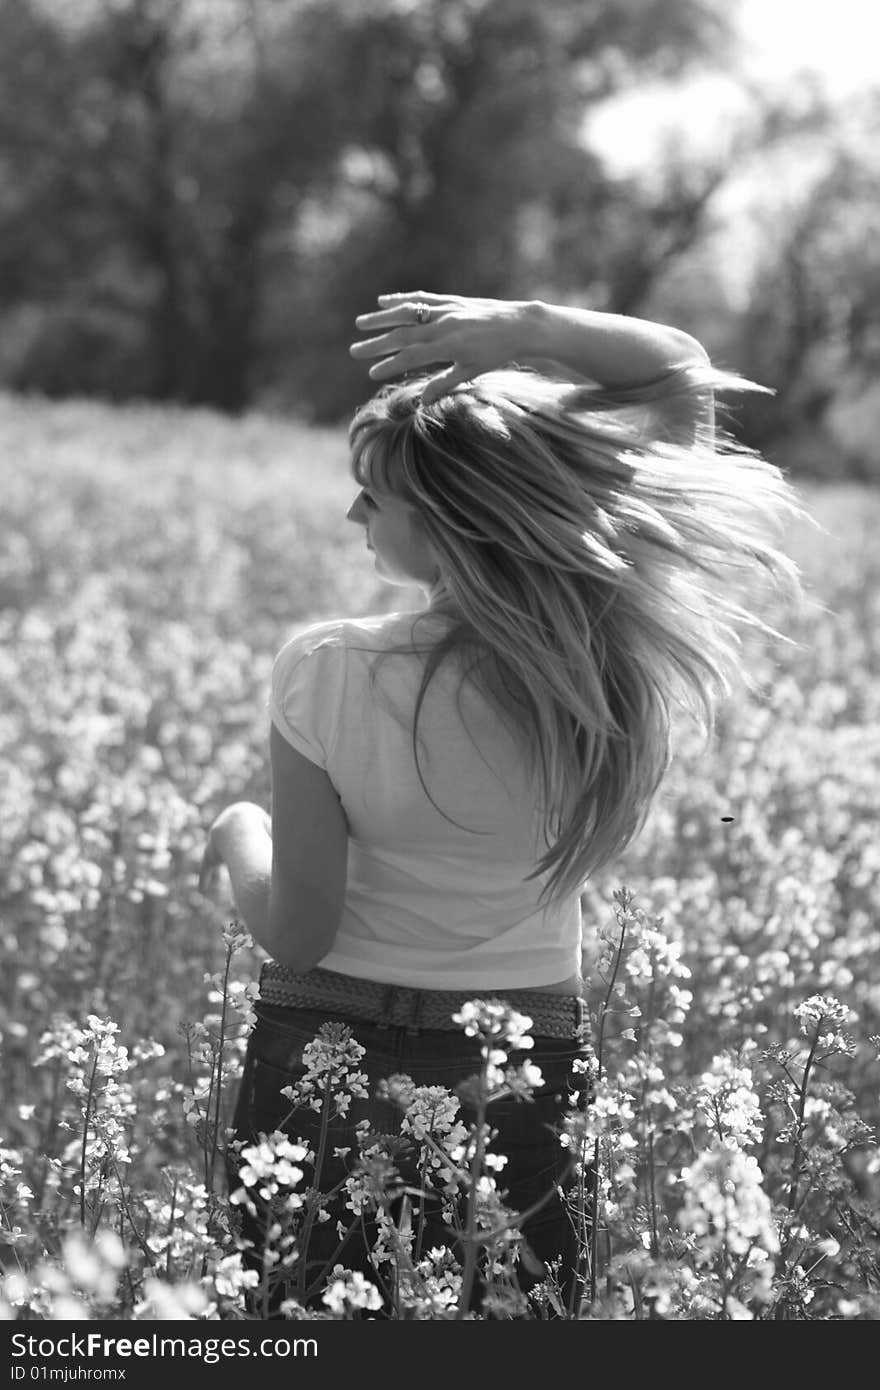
[353,310,443,336]
[367,344,455,382]
[376,292,458,307]
[351,329,448,362]
[349,327,413,357]
[420,363,475,405]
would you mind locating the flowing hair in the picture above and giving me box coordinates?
[348,364,808,911]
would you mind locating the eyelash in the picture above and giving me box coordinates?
[362,490,377,509]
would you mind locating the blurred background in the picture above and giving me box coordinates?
[3,8,880,1280]
[1,0,878,479]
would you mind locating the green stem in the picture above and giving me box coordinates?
[646,1127,659,1259]
[413,1144,432,1271]
[79,1053,100,1229]
[165,1176,178,1280]
[296,1073,334,1299]
[34,1057,64,1211]
[456,1082,489,1318]
[202,1066,215,1192]
[0,1199,28,1275]
[209,944,234,1191]
[565,1146,590,1318]
[102,1137,156,1268]
[303,1218,362,1303]
[260,1208,273,1319]
[643,968,659,1258]
[787,1025,821,1221]
[588,900,629,1305]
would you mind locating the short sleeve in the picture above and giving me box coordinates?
[269,624,349,769]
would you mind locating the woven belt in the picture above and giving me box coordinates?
[258,962,585,1040]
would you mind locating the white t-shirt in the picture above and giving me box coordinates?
[269,609,583,989]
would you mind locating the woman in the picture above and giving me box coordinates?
[200,293,803,1316]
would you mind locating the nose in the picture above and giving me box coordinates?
[346,494,366,526]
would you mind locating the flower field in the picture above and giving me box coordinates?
[1,391,878,1320]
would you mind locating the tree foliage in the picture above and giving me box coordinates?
[732,106,880,479]
[0,0,876,460]
[0,0,740,416]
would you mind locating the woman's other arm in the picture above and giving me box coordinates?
[351,292,710,402]
[198,727,348,972]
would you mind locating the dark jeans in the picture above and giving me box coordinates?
[226,995,590,1318]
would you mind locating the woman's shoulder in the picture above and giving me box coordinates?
[276,608,447,660]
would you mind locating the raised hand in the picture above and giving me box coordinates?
[350,291,532,404]
[351,292,715,401]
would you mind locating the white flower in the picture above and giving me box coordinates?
[321,1267,383,1316]
[693,1053,764,1149]
[678,1143,779,1290]
[451,1000,534,1051]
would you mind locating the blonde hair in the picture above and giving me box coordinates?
[349,365,806,910]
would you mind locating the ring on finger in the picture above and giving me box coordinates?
[412,302,431,325]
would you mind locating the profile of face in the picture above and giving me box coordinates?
[347,484,440,592]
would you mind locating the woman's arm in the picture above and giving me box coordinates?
[350,292,710,403]
[198,801,272,942]
[198,728,348,973]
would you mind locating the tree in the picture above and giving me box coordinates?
[729,97,880,478]
[0,0,759,415]
[0,0,353,406]
[265,0,741,417]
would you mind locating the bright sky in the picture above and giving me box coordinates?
[581,0,879,307]
[587,0,878,173]
[737,0,879,91]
